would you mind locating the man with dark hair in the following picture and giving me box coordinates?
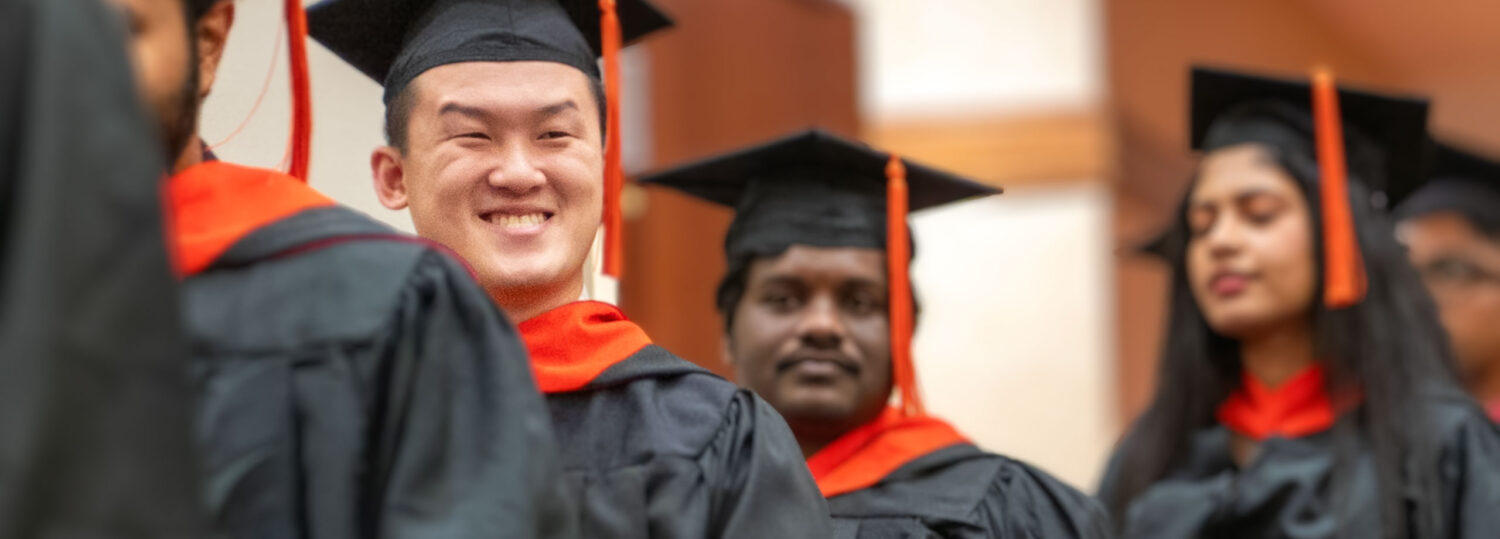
[107,0,574,537]
[310,0,831,536]
[640,130,1112,538]
[1398,141,1500,421]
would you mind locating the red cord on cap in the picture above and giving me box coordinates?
[600,0,624,278]
[284,0,312,182]
[886,154,924,417]
[1311,68,1366,308]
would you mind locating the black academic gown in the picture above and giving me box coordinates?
[173,161,574,539]
[523,302,832,538]
[809,411,1111,539]
[827,444,1112,538]
[0,0,207,536]
[1098,392,1500,538]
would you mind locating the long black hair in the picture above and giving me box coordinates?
[1103,101,1462,538]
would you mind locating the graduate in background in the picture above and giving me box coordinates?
[1097,67,1500,538]
[310,0,830,536]
[1397,142,1500,422]
[109,0,573,537]
[0,0,205,536]
[639,129,1113,539]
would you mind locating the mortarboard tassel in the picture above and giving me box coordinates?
[886,154,925,417]
[600,0,625,278]
[1310,68,1366,308]
[284,0,312,182]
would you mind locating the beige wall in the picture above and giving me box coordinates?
[911,185,1114,489]
[854,0,1101,122]
[854,0,1114,488]
[202,0,402,230]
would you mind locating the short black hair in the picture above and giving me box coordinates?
[184,0,224,22]
[384,73,607,153]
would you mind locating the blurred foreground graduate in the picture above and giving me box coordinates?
[639,130,1113,539]
[1397,143,1500,422]
[1097,67,1500,538]
[309,0,831,536]
[108,0,572,537]
[0,0,205,536]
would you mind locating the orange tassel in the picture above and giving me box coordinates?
[1310,68,1366,308]
[600,0,624,278]
[886,155,924,417]
[284,0,312,182]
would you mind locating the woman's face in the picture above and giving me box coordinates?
[1186,143,1318,339]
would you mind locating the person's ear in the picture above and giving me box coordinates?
[193,0,235,100]
[371,147,410,210]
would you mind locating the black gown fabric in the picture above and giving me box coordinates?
[825,443,1113,538]
[544,345,833,538]
[183,204,574,539]
[1098,391,1500,538]
[0,0,207,536]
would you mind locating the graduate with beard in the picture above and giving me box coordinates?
[109,0,573,537]
[639,129,1113,539]
[309,0,831,536]
[0,0,205,536]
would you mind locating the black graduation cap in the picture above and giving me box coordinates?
[307,0,672,103]
[636,129,1000,261]
[1397,140,1500,232]
[1190,67,1431,209]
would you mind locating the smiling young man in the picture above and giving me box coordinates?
[639,130,1112,538]
[309,0,830,536]
[108,0,572,537]
[1398,142,1500,421]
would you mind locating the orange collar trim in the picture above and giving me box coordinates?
[806,407,969,498]
[1216,364,1358,440]
[519,301,652,394]
[166,161,334,276]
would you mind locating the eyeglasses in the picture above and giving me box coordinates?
[1418,256,1500,294]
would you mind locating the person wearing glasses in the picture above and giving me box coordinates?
[1398,141,1500,422]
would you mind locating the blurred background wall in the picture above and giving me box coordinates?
[201,0,1500,492]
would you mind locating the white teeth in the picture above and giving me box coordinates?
[492,213,546,228]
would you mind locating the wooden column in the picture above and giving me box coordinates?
[623,0,860,377]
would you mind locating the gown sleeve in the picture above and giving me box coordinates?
[301,251,576,539]
[646,390,832,538]
[1434,403,1500,538]
[979,459,1115,539]
[0,0,207,536]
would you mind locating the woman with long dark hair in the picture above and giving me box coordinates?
[1097,67,1500,538]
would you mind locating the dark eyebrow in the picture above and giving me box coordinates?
[437,100,580,123]
[535,99,580,118]
[1190,187,1281,209]
[757,275,807,289]
[1232,187,1282,204]
[437,102,490,120]
[1188,198,1218,211]
[840,277,887,292]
